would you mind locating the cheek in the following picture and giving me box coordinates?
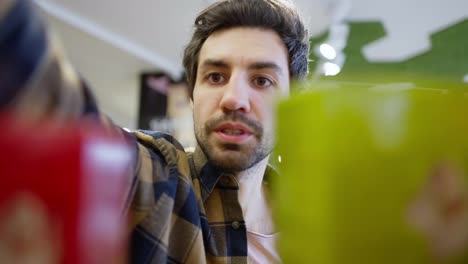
[251,91,275,123]
[193,90,221,121]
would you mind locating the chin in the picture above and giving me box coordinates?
[210,159,252,173]
[197,135,271,172]
[210,145,269,172]
[213,151,250,169]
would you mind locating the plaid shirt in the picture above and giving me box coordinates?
[0,1,278,263]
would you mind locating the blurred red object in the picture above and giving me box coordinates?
[0,116,133,264]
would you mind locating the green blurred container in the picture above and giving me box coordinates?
[275,82,468,264]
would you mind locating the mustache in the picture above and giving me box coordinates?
[205,112,263,137]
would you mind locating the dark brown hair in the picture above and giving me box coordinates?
[182,0,310,98]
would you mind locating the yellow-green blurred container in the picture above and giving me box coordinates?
[275,81,468,264]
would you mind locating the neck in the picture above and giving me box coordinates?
[234,155,276,234]
[234,155,269,192]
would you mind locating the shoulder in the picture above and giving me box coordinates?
[134,130,185,153]
[132,130,193,180]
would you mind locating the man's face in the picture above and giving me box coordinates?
[193,27,290,172]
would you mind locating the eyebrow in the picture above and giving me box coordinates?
[200,59,229,69]
[199,59,285,76]
[248,62,284,76]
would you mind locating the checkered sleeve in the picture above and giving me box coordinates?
[0,3,210,262]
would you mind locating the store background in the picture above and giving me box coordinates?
[35,0,468,142]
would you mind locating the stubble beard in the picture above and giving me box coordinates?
[194,112,273,173]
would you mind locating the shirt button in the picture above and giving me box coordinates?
[220,177,231,186]
[231,221,240,229]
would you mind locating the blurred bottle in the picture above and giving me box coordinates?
[0,116,133,264]
[275,80,468,264]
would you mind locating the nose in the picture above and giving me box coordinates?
[219,74,251,113]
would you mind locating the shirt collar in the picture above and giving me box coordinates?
[192,146,279,202]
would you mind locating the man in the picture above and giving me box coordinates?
[0,0,309,263]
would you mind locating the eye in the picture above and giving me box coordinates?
[207,73,226,85]
[253,76,273,89]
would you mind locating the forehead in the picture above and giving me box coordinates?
[198,27,289,72]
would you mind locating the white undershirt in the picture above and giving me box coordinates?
[247,230,281,264]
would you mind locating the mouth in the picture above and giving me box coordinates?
[214,123,254,143]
